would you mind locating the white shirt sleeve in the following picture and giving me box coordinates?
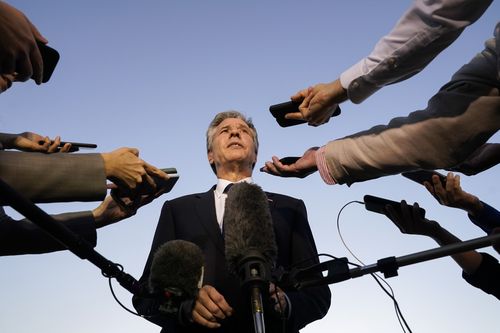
[340,0,493,103]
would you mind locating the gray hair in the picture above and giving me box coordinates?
[206,110,259,174]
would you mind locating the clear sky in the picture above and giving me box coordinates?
[1,1,499,332]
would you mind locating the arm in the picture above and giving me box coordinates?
[0,148,169,203]
[384,201,483,274]
[0,194,146,256]
[0,206,97,256]
[447,143,500,175]
[423,172,500,234]
[287,0,493,125]
[462,252,500,300]
[319,82,500,185]
[0,150,107,203]
[0,132,71,152]
[340,0,492,103]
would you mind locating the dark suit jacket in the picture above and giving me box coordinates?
[133,188,331,333]
[0,207,97,256]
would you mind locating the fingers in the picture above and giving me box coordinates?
[58,142,72,153]
[269,283,287,314]
[30,42,43,84]
[145,162,169,180]
[192,286,233,328]
[46,136,61,153]
[13,50,33,82]
[0,74,14,93]
[290,86,310,102]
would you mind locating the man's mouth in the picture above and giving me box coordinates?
[227,142,243,148]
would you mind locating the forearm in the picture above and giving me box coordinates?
[340,0,492,103]
[427,224,482,274]
[0,151,107,203]
[0,209,97,256]
[0,132,17,149]
[321,84,500,185]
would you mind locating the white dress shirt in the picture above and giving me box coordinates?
[213,177,252,231]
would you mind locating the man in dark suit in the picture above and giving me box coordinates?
[133,111,331,332]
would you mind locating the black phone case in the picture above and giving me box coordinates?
[34,42,60,83]
[269,101,341,127]
[364,194,425,217]
[156,168,179,194]
[401,170,446,186]
[279,156,300,165]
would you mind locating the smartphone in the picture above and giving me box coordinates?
[32,42,60,83]
[38,140,97,152]
[110,168,179,210]
[269,101,341,127]
[364,194,425,217]
[156,168,179,194]
[279,156,300,165]
[401,170,447,187]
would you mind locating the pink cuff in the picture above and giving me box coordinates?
[315,146,336,185]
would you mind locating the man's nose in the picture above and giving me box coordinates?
[229,128,241,137]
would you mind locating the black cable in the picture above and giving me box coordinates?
[103,266,143,317]
[336,200,413,333]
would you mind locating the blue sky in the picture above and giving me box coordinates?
[1,1,499,332]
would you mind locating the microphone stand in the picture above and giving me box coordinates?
[0,178,140,294]
[237,251,270,333]
[278,232,500,289]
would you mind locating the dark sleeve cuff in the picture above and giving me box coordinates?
[462,252,500,300]
[468,201,500,234]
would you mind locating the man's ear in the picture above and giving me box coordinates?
[208,151,214,165]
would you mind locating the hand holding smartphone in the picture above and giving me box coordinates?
[364,194,426,218]
[401,170,447,202]
[31,42,60,83]
[269,101,341,127]
[38,140,97,152]
[111,168,179,212]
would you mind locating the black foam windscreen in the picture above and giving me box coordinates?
[223,182,277,274]
[148,239,204,299]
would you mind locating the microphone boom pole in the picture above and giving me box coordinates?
[0,178,140,294]
[284,232,500,289]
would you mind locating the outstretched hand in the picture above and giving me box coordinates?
[261,147,319,178]
[423,172,483,215]
[1,132,72,153]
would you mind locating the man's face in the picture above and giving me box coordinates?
[208,117,257,174]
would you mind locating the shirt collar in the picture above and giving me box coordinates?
[215,177,253,196]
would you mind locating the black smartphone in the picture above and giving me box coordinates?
[279,156,300,165]
[156,168,179,194]
[401,170,447,187]
[38,140,97,152]
[110,168,179,211]
[32,42,60,83]
[364,194,425,217]
[269,101,341,127]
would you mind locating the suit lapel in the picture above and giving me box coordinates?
[265,191,276,212]
[194,188,225,255]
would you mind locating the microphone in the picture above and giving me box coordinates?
[224,182,278,333]
[148,240,204,314]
